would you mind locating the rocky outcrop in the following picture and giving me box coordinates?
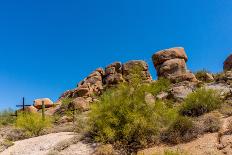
[33,98,53,109]
[152,47,197,83]
[68,97,90,111]
[104,62,124,85]
[59,60,152,101]
[123,60,152,82]
[224,54,232,71]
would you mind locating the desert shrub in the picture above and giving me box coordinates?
[60,97,73,110]
[180,88,222,117]
[201,112,221,133]
[15,112,51,136]
[0,139,14,152]
[163,116,195,144]
[89,79,177,151]
[0,108,16,126]
[195,69,213,82]
[6,128,29,141]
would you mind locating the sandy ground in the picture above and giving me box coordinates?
[1,132,75,155]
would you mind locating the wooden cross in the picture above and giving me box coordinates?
[16,97,31,111]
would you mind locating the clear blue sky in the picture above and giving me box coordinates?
[0,0,232,109]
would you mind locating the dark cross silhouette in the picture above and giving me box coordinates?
[16,97,31,111]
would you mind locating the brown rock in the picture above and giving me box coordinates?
[18,106,38,113]
[156,58,187,77]
[152,47,197,83]
[224,54,232,71]
[123,60,152,82]
[152,47,188,67]
[34,98,53,109]
[68,97,90,111]
[104,62,124,85]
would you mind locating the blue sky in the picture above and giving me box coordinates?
[0,0,232,109]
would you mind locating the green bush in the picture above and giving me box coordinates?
[16,112,51,136]
[0,108,15,126]
[180,88,222,117]
[89,79,177,151]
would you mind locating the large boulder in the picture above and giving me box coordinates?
[152,47,188,67]
[68,97,90,111]
[33,98,53,109]
[224,54,232,71]
[152,47,197,83]
[122,60,152,82]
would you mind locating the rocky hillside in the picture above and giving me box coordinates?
[2,47,232,155]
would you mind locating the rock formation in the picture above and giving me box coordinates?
[59,60,152,102]
[152,47,197,83]
[224,54,232,71]
[33,98,53,109]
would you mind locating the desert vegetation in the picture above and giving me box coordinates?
[15,112,52,136]
[0,108,15,126]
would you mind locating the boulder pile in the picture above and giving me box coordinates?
[59,60,152,102]
[152,47,197,83]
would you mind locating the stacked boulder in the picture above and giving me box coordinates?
[152,47,197,83]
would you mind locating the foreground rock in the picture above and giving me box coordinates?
[1,132,75,155]
[152,47,197,83]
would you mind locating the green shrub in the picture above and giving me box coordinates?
[195,69,213,82]
[180,88,222,117]
[163,116,195,144]
[16,112,51,136]
[89,79,177,151]
[0,108,15,126]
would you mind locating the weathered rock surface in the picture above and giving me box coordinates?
[59,60,152,101]
[152,47,197,83]
[104,62,124,85]
[224,54,232,71]
[19,106,38,113]
[169,82,196,101]
[34,98,53,109]
[123,60,152,82]
[152,47,188,67]
[68,97,90,111]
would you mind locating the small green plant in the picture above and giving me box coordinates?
[180,88,222,117]
[195,69,213,82]
[60,97,74,116]
[16,112,51,136]
[0,108,15,126]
